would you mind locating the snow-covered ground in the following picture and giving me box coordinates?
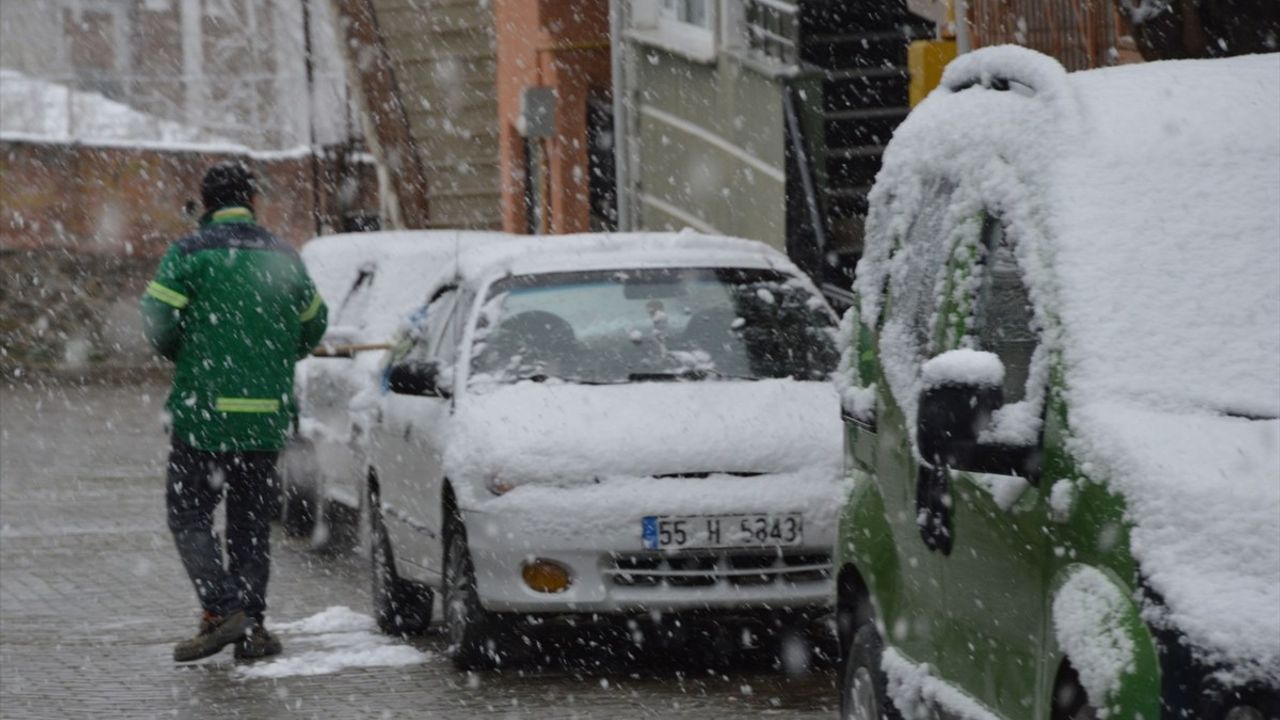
[235,607,432,679]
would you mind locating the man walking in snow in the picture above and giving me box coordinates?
[141,161,327,662]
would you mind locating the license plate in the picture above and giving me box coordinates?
[641,514,803,550]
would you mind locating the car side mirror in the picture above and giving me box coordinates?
[387,361,448,398]
[918,350,1039,478]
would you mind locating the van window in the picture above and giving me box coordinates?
[404,287,458,365]
[974,219,1037,403]
[335,263,376,327]
[889,179,956,358]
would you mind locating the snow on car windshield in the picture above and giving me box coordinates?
[468,267,837,386]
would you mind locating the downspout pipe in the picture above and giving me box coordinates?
[955,0,971,53]
[609,0,630,231]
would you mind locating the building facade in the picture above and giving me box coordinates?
[494,0,614,235]
[610,0,1146,303]
[331,0,502,231]
[612,0,932,302]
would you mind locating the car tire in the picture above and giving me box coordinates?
[840,623,903,720]
[280,440,319,538]
[442,517,508,670]
[1051,663,1100,720]
[369,480,433,635]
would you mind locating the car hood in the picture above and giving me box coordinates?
[445,378,842,485]
[1069,400,1280,686]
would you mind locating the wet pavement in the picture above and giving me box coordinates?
[0,380,837,719]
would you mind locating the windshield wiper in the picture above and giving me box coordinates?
[627,369,760,382]
[518,373,615,385]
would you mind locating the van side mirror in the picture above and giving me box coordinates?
[388,361,448,398]
[917,350,1039,478]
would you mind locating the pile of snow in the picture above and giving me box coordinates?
[858,46,1280,685]
[920,349,1004,389]
[235,606,430,679]
[882,647,998,720]
[0,68,231,146]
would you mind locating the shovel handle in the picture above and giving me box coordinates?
[311,342,393,358]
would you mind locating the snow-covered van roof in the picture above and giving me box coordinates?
[858,47,1280,684]
[301,230,515,338]
[301,230,509,305]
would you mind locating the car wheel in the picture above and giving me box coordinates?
[442,518,507,670]
[840,623,903,720]
[280,440,319,538]
[369,480,433,635]
[1051,663,1100,720]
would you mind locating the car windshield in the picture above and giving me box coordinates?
[468,267,838,386]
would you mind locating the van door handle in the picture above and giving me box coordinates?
[403,423,413,442]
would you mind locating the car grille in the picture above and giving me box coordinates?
[606,550,832,588]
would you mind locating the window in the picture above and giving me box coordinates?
[334,263,376,327]
[889,179,956,358]
[739,0,799,65]
[662,0,710,26]
[469,267,837,387]
[628,0,717,62]
[404,287,458,365]
[973,219,1037,404]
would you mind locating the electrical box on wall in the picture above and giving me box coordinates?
[520,87,557,138]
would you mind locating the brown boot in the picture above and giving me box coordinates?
[173,609,250,662]
[234,621,283,661]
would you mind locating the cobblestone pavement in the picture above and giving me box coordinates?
[1,381,838,719]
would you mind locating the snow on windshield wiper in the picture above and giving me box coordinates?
[518,372,615,385]
[627,369,759,382]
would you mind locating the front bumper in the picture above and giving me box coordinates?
[459,474,844,614]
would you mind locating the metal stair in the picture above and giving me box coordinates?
[798,1,934,269]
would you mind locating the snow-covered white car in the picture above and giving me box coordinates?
[363,232,846,668]
[284,231,510,542]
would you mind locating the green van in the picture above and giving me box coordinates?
[834,47,1280,720]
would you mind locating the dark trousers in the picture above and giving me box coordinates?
[166,439,280,621]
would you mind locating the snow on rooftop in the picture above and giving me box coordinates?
[0,68,233,147]
[859,47,1280,683]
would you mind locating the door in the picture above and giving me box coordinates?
[874,178,959,668]
[934,216,1050,718]
[308,264,378,492]
[371,286,458,585]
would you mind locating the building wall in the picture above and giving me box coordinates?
[623,44,787,250]
[494,0,611,235]
[968,0,1129,70]
[0,138,378,375]
[369,0,502,229]
[0,0,353,151]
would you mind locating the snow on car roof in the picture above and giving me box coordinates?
[452,229,799,284]
[301,229,812,338]
[858,47,1280,685]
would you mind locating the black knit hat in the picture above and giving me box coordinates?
[201,161,257,212]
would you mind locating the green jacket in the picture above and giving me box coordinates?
[140,207,327,451]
